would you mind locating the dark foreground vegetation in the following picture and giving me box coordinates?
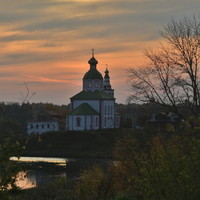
[2,117,200,200]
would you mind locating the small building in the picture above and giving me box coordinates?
[66,52,120,131]
[27,120,59,134]
[148,112,182,127]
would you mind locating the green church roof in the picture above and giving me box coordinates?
[69,103,99,115]
[83,69,103,80]
[71,90,115,100]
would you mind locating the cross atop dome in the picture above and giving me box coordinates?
[88,49,98,66]
[92,48,95,57]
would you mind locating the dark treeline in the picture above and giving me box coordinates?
[0,101,170,134]
[0,101,190,139]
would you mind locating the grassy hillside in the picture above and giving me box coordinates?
[22,129,123,159]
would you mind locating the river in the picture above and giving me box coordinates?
[11,156,111,189]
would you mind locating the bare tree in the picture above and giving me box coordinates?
[128,15,200,117]
[20,82,35,104]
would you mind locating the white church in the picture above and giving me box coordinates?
[66,52,120,131]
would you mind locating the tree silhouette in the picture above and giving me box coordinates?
[128,15,200,117]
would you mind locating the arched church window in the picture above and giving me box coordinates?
[88,82,91,88]
[108,106,110,115]
[111,106,113,115]
[76,117,81,127]
[95,81,98,88]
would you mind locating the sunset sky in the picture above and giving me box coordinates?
[0,0,199,105]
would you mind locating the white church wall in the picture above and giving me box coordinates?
[66,115,85,131]
[66,115,99,131]
[85,115,99,130]
[100,100,115,129]
[66,116,73,130]
[74,115,85,131]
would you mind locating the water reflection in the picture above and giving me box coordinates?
[10,156,70,166]
[12,156,111,189]
[11,156,68,189]
[15,171,36,189]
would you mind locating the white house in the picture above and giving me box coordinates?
[66,52,120,131]
[27,121,59,134]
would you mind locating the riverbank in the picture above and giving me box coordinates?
[21,129,123,159]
